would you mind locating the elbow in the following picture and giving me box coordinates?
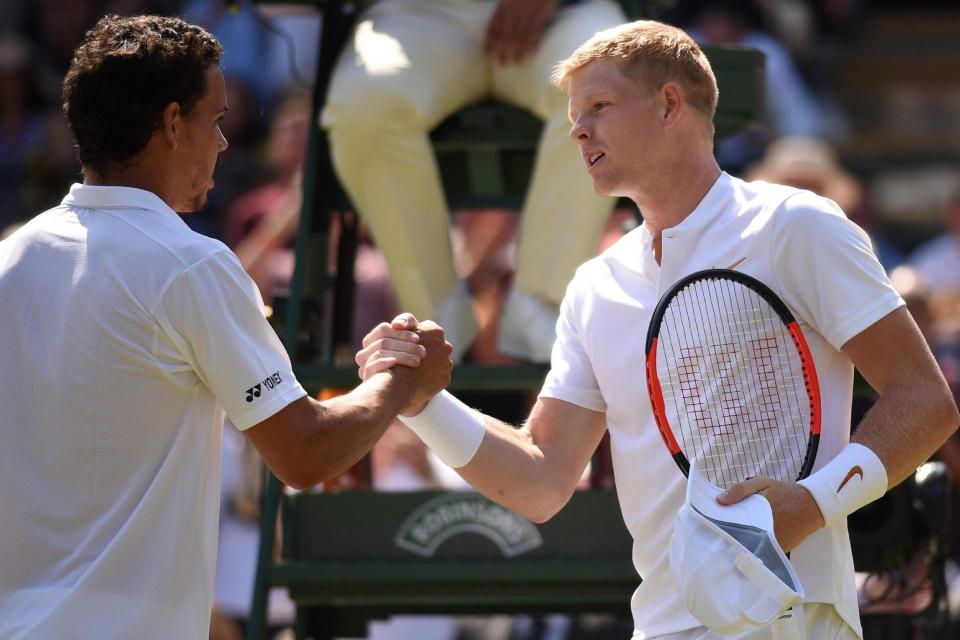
[268,454,343,491]
[527,509,559,525]
[929,378,960,436]
[522,487,573,524]
[269,464,317,491]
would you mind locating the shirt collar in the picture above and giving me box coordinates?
[660,170,731,236]
[62,183,178,217]
[605,171,732,275]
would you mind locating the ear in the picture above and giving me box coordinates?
[660,82,685,129]
[161,102,182,150]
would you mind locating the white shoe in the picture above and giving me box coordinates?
[435,280,478,363]
[497,286,558,363]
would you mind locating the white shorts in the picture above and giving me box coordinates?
[653,603,858,640]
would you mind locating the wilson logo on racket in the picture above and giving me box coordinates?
[645,269,821,490]
[836,466,864,493]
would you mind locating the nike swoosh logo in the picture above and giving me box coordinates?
[837,466,864,493]
[725,257,747,270]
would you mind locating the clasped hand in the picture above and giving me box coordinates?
[356,313,450,415]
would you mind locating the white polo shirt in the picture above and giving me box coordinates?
[0,184,306,639]
[541,172,903,638]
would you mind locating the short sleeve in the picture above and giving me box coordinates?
[153,251,307,430]
[771,193,904,350]
[539,268,607,412]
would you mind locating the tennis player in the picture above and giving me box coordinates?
[358,20,959,639]
[0,15,452,639]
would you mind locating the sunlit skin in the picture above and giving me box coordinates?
[84,66,229,214]
[565,58,721,259]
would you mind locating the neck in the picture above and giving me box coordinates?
[632,150,721,239]
[84,161,175,209]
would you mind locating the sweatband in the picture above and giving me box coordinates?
[797,442,888,528]
[398,391,486,468]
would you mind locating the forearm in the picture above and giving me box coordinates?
[401,395,601,523]
[457,419,578,523]
[312,373,410,475]
[853,374,959,488]
[268,372,411,488]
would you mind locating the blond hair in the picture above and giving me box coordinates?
[553,20,718,121]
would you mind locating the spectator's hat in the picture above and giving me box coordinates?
[745,136,861,212]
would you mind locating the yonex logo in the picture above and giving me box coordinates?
[245,372,283,403]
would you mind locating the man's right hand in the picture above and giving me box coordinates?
[356,313,424,379]
[357,313,453,415]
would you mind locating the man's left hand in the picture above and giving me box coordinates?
[718,477,825,552]
[484,0,559,65]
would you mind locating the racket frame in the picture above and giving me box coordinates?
[644,268,821,483]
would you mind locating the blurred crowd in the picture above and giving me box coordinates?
[3,1,960,639]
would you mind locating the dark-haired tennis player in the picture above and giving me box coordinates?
[358,20,959,640]
[0,15,452,639]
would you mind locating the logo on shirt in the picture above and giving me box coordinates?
[837,466,864,493]
[245,372,283,403]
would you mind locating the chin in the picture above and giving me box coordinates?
[182,194,208,214]
[591,178,615,198]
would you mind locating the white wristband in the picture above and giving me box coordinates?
[797,442,888,528]
[398,391,486,468]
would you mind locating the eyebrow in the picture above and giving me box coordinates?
[568,91,613,120]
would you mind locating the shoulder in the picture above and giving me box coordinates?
[731,177,830,213]
[115,211,235,273]
[732,178,850,234]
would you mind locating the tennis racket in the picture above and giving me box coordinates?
[645,269,821,490]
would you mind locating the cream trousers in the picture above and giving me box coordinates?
[321,0,623,320]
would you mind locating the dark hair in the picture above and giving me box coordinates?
[62,14,223,175]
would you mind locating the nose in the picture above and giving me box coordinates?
[217,127,229,153]
[569,119,590,144]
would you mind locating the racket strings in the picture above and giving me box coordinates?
[658,279,811,489]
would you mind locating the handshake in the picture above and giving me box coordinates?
[356,313,454,417]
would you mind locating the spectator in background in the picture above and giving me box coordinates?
[183,0,319,109]
[680,0,837,172]
[0,32,78,229]
[322,0,626,363]
[744,136,903,270]
[226,90,311,304]
[908,183,960,304]
[23,0,99,100]
[0,33,45,229]
[888,265,960,629]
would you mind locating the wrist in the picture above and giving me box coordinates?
[796,442,887,528]
[398,391,486,468]
[401,400,429,417]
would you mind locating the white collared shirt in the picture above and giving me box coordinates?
[541,173,903,638]
[0,184,306,639]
